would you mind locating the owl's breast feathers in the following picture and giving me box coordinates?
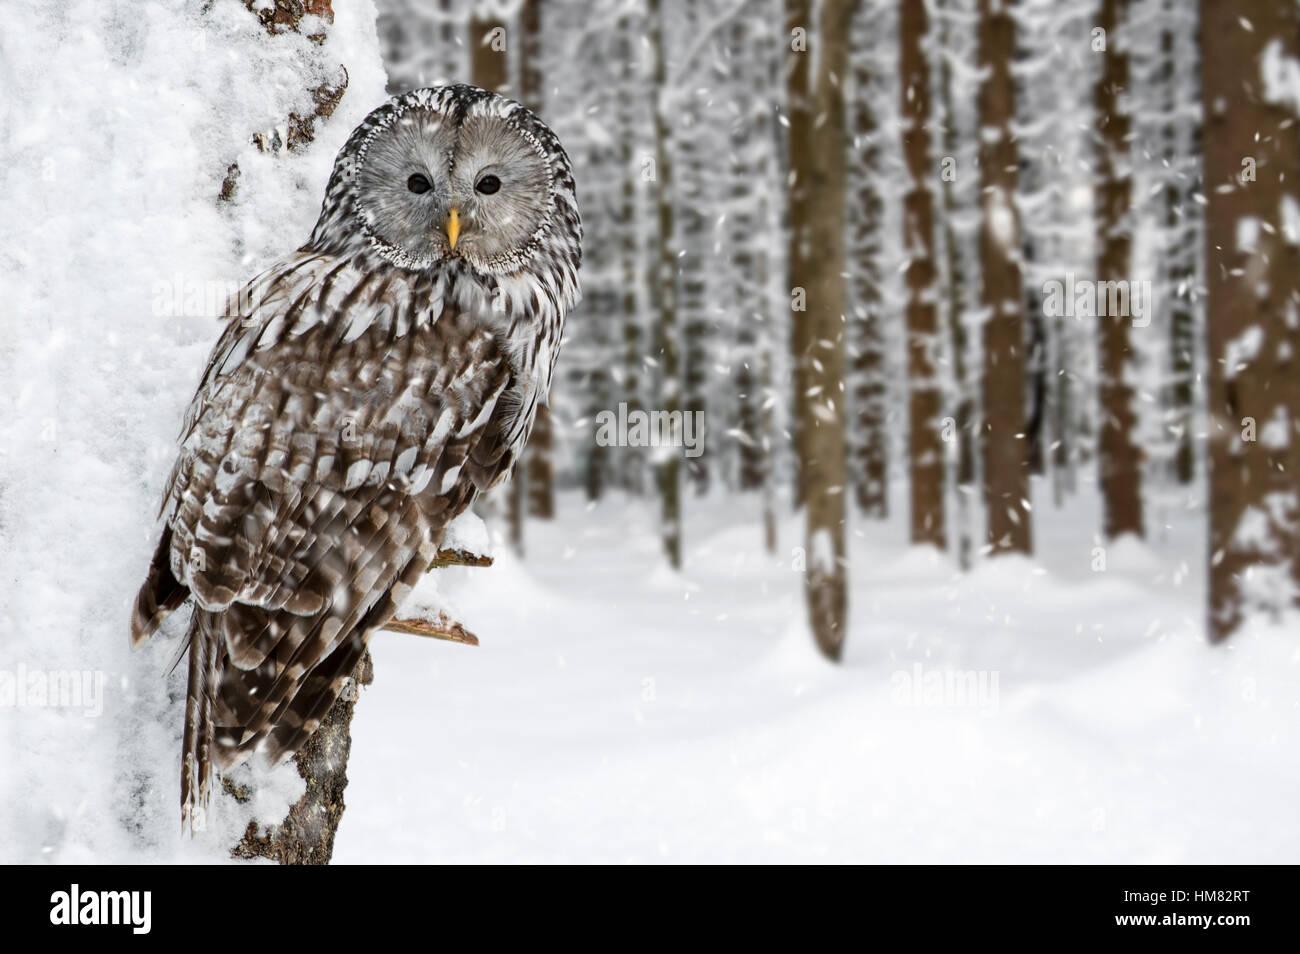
[131,251,550,820]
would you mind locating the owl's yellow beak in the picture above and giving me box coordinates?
[446,208,460,250]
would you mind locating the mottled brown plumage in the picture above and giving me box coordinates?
[131,85,581,827]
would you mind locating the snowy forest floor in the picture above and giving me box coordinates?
[335,482,1299,863]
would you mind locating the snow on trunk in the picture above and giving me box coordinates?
[0,0,387,862]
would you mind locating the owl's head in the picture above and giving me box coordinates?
[310,85,581,283]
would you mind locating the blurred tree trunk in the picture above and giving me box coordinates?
[378,0,466,92]
[732,18,762,493]
[848,1,888,520]
[647,0,682,568]
[518,0,556,521]
[785,0,812,512]
[754,22,780,554]
[729,16,778,552]
[518,0,541,105]
[616,12,646,497]
[469,3,523,548]
[787,0,854,660]
[1201,0,1300,641]
[469,9,509,96]
[525,408,554,519]
[678,2,711,497]
[899,0,946,548]
[976,0,1032,555]
[1094,0,1144,540]
[936,0,974,568]
[1160,2,1198,486]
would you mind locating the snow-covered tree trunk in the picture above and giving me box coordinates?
[468,2,527,550]
[1158,0,1200,486]
[934,0,975,566]
[647,0,682,567]
[379,0,467,92]
[230,654,372,863]
[899,0,946,548]
[677,1,712,497]
[614,10,649,497]
[219,0,391,864]
[728,9,780,554]
[469,7,510,97]
[1200,0,1300,641]
[787,0,854,660]
[846,3,889,519]
[976,0,1032,555]
[519,0,557,521]
[0,0,400,862]
[730,17,766,495]
[1094,0,1145,539]
[785,0,813,512]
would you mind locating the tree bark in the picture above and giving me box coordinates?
[469,11,509,96]
[848,0,888,520]
[1201,0,1300,640]
[647,0,682,568]
[470,4,523,547]
[228,542,489,861]
[615,13,647,497]
[1160,2,1198,486]
[785,0,813,512]
[976,0,1032,555]
[219,0,367,866]
[936,0,974,567]
[516,0,557,521]
[231,653,372,864]
[900,0,946,548]
[788,0,854,660]
[1094,0,1144,539]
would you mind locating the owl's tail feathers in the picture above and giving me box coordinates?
[131,526,188,651]
[180,610,223,834]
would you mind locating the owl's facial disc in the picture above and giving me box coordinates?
[354,104,553,273]
[442,112,552,272]
[354,110,458,266]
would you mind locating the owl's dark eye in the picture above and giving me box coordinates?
[475,174,501,195]
[406,173,432,194]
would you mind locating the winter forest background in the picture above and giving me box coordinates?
[1,0,1298,863]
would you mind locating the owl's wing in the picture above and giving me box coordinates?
[146,253,509,610]
[131,253,521,783]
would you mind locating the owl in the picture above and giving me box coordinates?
[130,85,582,827]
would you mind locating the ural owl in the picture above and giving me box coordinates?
[130,85,582,826]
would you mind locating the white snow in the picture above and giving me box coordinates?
[985,187,1018,252]
[1260,38,1300,113]
[331,489,1300,863]
[1282,194,1300,246]
[1223,325,1264,378]
[1236,215,1260,252]
[442,510,491,556]
[0,0,388,862]
[3,0,1298,866]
